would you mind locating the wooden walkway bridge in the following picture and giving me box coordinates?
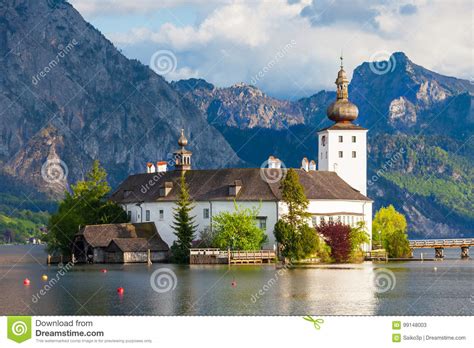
[189,248,276,264]
[409,238,474,258]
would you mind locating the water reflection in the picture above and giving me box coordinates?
[0,245,472,315]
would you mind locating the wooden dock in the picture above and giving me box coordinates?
[364,249,388,261]
[228,250,276,264]
[190,248,276,265]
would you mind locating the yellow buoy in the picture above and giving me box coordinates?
[41,274,48,281]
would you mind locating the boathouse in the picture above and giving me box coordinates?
[72,222,169,263]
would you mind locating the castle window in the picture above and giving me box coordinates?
[159,209,164,220]
[127,211,131,221]
[311,216,318,227]
[339,136,343,142]
[338,151,343,158]
[352,151,356,158]
[257,217,267,230]
[203,208,210,219]
[352,136,356,143]
[145,210,150,221]
[321,135,326,146]
[329,216,333,222]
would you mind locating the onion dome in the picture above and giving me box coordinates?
[178,128,188,147]
[326,56,359,123]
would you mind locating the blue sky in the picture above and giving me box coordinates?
[70,0,473,99]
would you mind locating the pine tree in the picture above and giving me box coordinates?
[170,172,197,263]
[280,168,310,226]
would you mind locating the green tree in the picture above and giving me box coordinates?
[275,220,331,262]
[349,221,370,262]
[46,160,128,255]
[170,173,197,263]
[211,202,267,250]
[373,205,410,258]
[274,168,327,261]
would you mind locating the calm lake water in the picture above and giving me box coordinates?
[0,245,472,316]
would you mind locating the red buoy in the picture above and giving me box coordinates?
[117,287,124,295]
[231,281,237,288]
[101,269,107,273]
[23,278,30,286]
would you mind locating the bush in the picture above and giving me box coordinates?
[317,221,352,263]
[212,203,267,250]
[274,220,331,262]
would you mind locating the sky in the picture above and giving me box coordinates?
[69,0,473,99]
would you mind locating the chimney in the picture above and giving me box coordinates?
[301,157,309,172]
[229,180,242,196]
[156,161,167,173]
[268,156,281,169]
[159,181,173,197]
[146,162,156,173]
[309,160,316,171]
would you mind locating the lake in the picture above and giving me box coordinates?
[0,245,472,315]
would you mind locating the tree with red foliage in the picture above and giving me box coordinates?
[317,221,352,263]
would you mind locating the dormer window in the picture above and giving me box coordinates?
[229,180,242,196]
[159,181,173,197]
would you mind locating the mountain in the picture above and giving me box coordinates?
[172,79,305,129]
[0,0,241,200]
[0,0,471,241]
[174,53,474,238]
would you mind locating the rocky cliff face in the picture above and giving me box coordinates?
[172,79,305,129]
[0,0,240,197]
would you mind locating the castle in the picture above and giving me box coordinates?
[111,61,373,250]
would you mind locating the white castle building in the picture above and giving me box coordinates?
[111,62,373,250]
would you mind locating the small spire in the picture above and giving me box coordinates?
[340,50,344,69]
[178,128,188,148]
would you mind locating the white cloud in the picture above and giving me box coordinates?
[86,0,473,98]
[69,0,227,16]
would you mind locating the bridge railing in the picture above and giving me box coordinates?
[409,238,474,248]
